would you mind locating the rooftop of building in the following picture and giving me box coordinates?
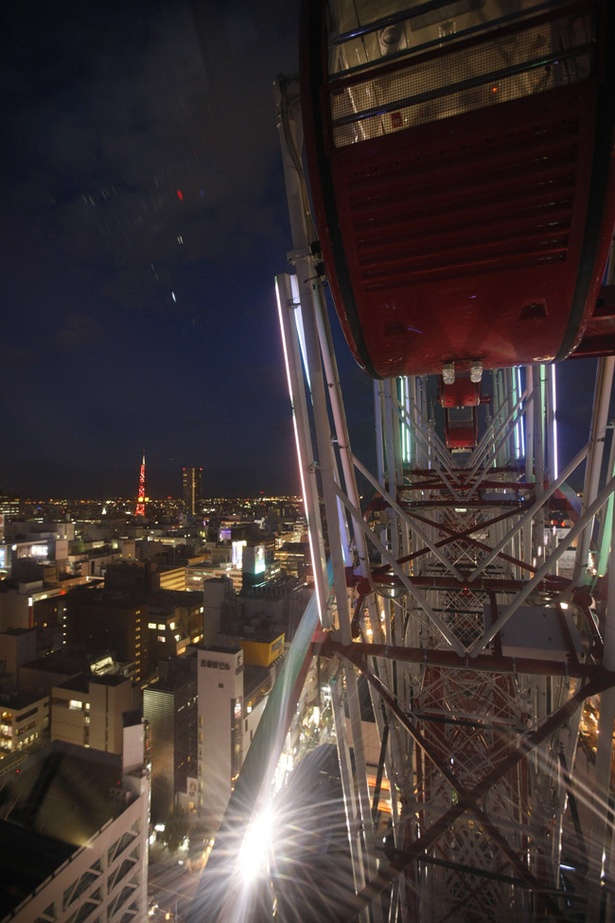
[240,576,303,599]
[203,643,241,655]
[65,586,145,609]
[147,589,203,609]
[55,671,130,694]
[20,647,118,676]
[0,688,48,711]
[0,740,128,919]
[143,653,197,693]
[244,663,271,700]
[237,625,285,644]
[0,822,75,919]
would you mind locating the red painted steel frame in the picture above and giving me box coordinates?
[301,0,615,378]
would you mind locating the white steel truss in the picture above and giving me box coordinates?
[188,76,615,923]
[267,75,615,923]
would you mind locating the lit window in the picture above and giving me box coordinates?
[68,700,83,710]
[158,636,166,643]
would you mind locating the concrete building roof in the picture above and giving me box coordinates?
[0,689,47,711]
[0,741,126,918]
[244,663,271,699]
[204,643,241,655]
[147,589,202,608]
[21,648,113,675]
[0,822,75,919]
[55,671,129,693]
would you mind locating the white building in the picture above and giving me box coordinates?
[196,642,276,829]
[197,644,244,826]
[0,725,149,923]
[0,691,49,754]
[51,674,136,754]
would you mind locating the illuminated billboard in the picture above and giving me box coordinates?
[232,540,246,569]
[243,544,266,576]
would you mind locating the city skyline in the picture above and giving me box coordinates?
[0,455,302,501]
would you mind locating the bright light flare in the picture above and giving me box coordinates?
[237,806,274,884]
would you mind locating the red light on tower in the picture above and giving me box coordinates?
[135,452,146,517]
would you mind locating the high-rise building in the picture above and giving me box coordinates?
[196,641,277,829]
[143,653,198,822]
[197,644,244,826]
[182,466,202,517]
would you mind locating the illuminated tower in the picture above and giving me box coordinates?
[182,466,202,517]
[135,452,146,517]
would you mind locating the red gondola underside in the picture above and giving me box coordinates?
[301,0,615,379]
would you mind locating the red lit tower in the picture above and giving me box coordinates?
[135,452,146,517]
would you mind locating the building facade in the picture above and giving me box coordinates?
[64,588,149,682]
[143,653,198,822]
[197,644,244,826]
[51,674,135,754]
[0,692,49,754]
[182,467,202,518]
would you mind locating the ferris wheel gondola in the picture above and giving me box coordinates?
[300,0,615,380]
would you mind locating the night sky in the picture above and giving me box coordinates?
[0,0,313,499]
[0,1,597,500]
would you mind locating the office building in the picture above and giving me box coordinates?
[0,691,49,754]
[18,648,121,698]
[182,466,202,518]
[64,587,149,682]
[51,673,137,754]
[197,644,244,825]
[196,642,275,829]
[143,652,198,822]
[146,590,204,665]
